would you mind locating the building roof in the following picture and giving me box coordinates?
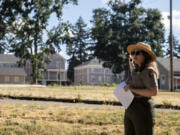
[50,53,66,61]
[157,57,180,72]
[0,68,26,76]
[0,53,66,62]
[74,58,104,68]
[0,54,19,63]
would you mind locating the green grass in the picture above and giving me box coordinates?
[0,103,179,135]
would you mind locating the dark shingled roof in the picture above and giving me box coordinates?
[0,68,26,76]
[157,57,180,72]
[0,53,66,62]
[0,54,26,76]
[75,58,104,68]
[0,54,19,63]
[50,53,66,61]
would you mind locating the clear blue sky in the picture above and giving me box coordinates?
[49,0,180,69]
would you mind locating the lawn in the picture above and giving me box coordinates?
[0,102,179,135]
[0,86,180,106]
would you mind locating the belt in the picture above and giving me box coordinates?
[134,96,151,100]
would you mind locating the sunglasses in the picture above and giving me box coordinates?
[130,50,143,56]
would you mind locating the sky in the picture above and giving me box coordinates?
[50,0,180,69]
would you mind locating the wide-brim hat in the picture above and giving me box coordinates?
[127,42,156,61]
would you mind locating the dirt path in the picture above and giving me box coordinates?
[0,99,180,113]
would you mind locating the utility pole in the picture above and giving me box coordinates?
[170,0,174,92]
[59,61,61,85]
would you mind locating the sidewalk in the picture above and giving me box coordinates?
[1,94,180,110]
[1,99,180,113]
[0,84,46,88]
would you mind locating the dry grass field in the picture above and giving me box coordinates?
[0,86,180,106]
[0,86,179,135]
[0,102,179,135]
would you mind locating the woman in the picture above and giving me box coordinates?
[124,42,159,135]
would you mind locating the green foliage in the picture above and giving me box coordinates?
[101,82,117,87]
[77,93,82,100]
[111,83,118,87]
[65,17,93,83]
[101,83,111,87]
[67,55,81,83]
[1,0,78,84]
[51,83,58,87]
[166,35,180,58]
[91,0,165,74]
[26,82,31,85]
[0,1,24,53]
[162,100,172,106]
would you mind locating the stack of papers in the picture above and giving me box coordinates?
[113,81,134,109]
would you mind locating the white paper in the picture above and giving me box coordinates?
[113,81,134,109]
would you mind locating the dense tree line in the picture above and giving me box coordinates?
[91,0,165,74]
[0,0,179,84]
[0,0,77,83]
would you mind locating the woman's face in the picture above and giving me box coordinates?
[131,49,145,66]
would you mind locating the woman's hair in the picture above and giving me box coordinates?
[140,51,159,78]
[131,51,159,78]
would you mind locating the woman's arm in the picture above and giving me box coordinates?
[124,67,158,97]
[124,85,158,97]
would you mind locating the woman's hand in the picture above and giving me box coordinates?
[124,85,131,92]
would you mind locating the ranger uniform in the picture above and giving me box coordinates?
[124,67,158,135]
[124,42,159,135]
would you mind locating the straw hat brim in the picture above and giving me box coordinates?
[127,43,156,61]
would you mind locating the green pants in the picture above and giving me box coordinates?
[124,98,155,135]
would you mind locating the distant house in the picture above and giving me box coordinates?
[36,53,67,85]
[0,54,26,84]
[74,58,124,85]
[157,57,180,90]
[0,53,67,85]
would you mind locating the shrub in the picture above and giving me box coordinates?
[162,100,172,106]
[111,83,117,87]
[101,83,111,87]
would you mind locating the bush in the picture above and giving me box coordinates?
[26,82,31,85]
[48,83,58,87]
[162,100,172,106]
[111,83,117,87]
[101,83,111,87]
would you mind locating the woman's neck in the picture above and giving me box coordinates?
[137,63,142,67]
[136,63,145,72]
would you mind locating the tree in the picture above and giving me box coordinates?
[91,0,165,75]
[65,17,92,83]
[166,35,180,58]
[67,55,81,83]
[1,0,77,83]
[0,0,24,53]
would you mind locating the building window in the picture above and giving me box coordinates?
[58,73,61,80]
[161,75,165,85]
[56,62,60,68]
[5,76,10,82]
[105,69,109,73]
[14,77,19,83]
[106,76,111,82]
[92,68,102,73]
[98,76,102,82]
[90,68,94,73]
[91,75,95,82]
[89,68,91,73]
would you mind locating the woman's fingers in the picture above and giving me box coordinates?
[124,85,129,91]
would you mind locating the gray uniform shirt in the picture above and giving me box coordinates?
[126,67,158,97]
